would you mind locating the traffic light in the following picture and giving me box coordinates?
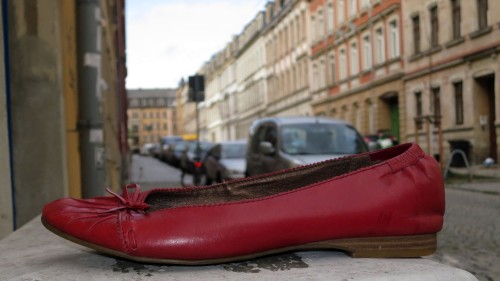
[188,75,205,102]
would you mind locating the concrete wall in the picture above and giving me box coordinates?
[0,2,14,240]
[7,0,68,227]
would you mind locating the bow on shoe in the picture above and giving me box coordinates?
[104,184,150,213]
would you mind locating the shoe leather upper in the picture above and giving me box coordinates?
[42,143,445,261]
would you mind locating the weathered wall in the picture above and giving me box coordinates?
[60,0,82,199]
[0,2,14,239]
[7,0,68,227]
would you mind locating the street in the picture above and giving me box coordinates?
[428,185,500,281]
[129,154,198,189]
[130,154,500,281]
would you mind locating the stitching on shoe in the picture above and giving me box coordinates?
[117,212,129,254]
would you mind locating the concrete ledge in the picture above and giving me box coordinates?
[0,216,477,281]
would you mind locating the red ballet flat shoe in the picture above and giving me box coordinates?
[42,143,445,265]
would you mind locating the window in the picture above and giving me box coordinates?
[318,10,324,39]
[454,82,464,125]
[477,0,488,30]
[313,63,319,91]
[412,15,421,54]
[415,92,423,129]
[340,48,347,80]
[295,16,300,43]
[330,53,336,84]
[311,16,316,41]
[375,28,385,64]
[362,35,372,70]
[432,87,441,117]
[451,0,461,39]
[430,6,439,47]
[320,59,326,88]
[350,42,359,74]
[327,3,334,32]
[349,0,357,17]
[338,0,345,24]
[389,20,400,58]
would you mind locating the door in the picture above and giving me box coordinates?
[389,101,400,142]
[475,74,497,161]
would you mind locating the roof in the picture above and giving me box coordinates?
[127,88,176,108]
[127,88,176,99]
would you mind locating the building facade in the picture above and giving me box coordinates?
[235,12,268,139]
[402,0,500,164]
[309,0,405,141]
[180,0,499,166]
[204,39,238,142]
[265,0,312,117]
[127,89,176,147]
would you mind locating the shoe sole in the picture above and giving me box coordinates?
[42,217,436,265]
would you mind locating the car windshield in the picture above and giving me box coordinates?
[280,123,366,155]
[187,141,212,152]
[222,143,247,159]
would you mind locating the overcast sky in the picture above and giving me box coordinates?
[126,0,266,89]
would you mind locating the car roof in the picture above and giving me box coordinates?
[217,140,247,145]
[250,116,350,133]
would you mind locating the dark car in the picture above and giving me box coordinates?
[246,116,368,177]
[159,135,184,161]
[180,141,213,174]
[204,140,247,184]
[164,141,189,167]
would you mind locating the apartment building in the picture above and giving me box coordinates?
[402,0,500,164]
[127,89,176,147]
[235,12,268,139]
[204,38,238,142]
[265,0,312,117]
[308,0,405,140]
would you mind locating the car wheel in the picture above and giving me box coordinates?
[215,172,222,183]
[205,176,213,186]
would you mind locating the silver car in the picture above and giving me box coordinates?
[246,117,368,176]
[204,140,247,184]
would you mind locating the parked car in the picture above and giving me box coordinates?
[204,140,247,184]
[159,135,184,161]
[140,143,155,156]
[364,130,399,151]
[179,141,213,174]
[150,143,162,158]
[165,141,189,167]
[246,116,368,177]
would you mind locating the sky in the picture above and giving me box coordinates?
[126,0,267,89]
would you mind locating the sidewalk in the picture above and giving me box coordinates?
[449,164,500,179]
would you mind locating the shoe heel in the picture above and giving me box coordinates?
[325,234,437,258]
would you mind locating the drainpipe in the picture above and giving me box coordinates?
[2,0,16,229]
[76,0,105,198]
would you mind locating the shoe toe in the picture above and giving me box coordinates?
[42,197,123,252]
